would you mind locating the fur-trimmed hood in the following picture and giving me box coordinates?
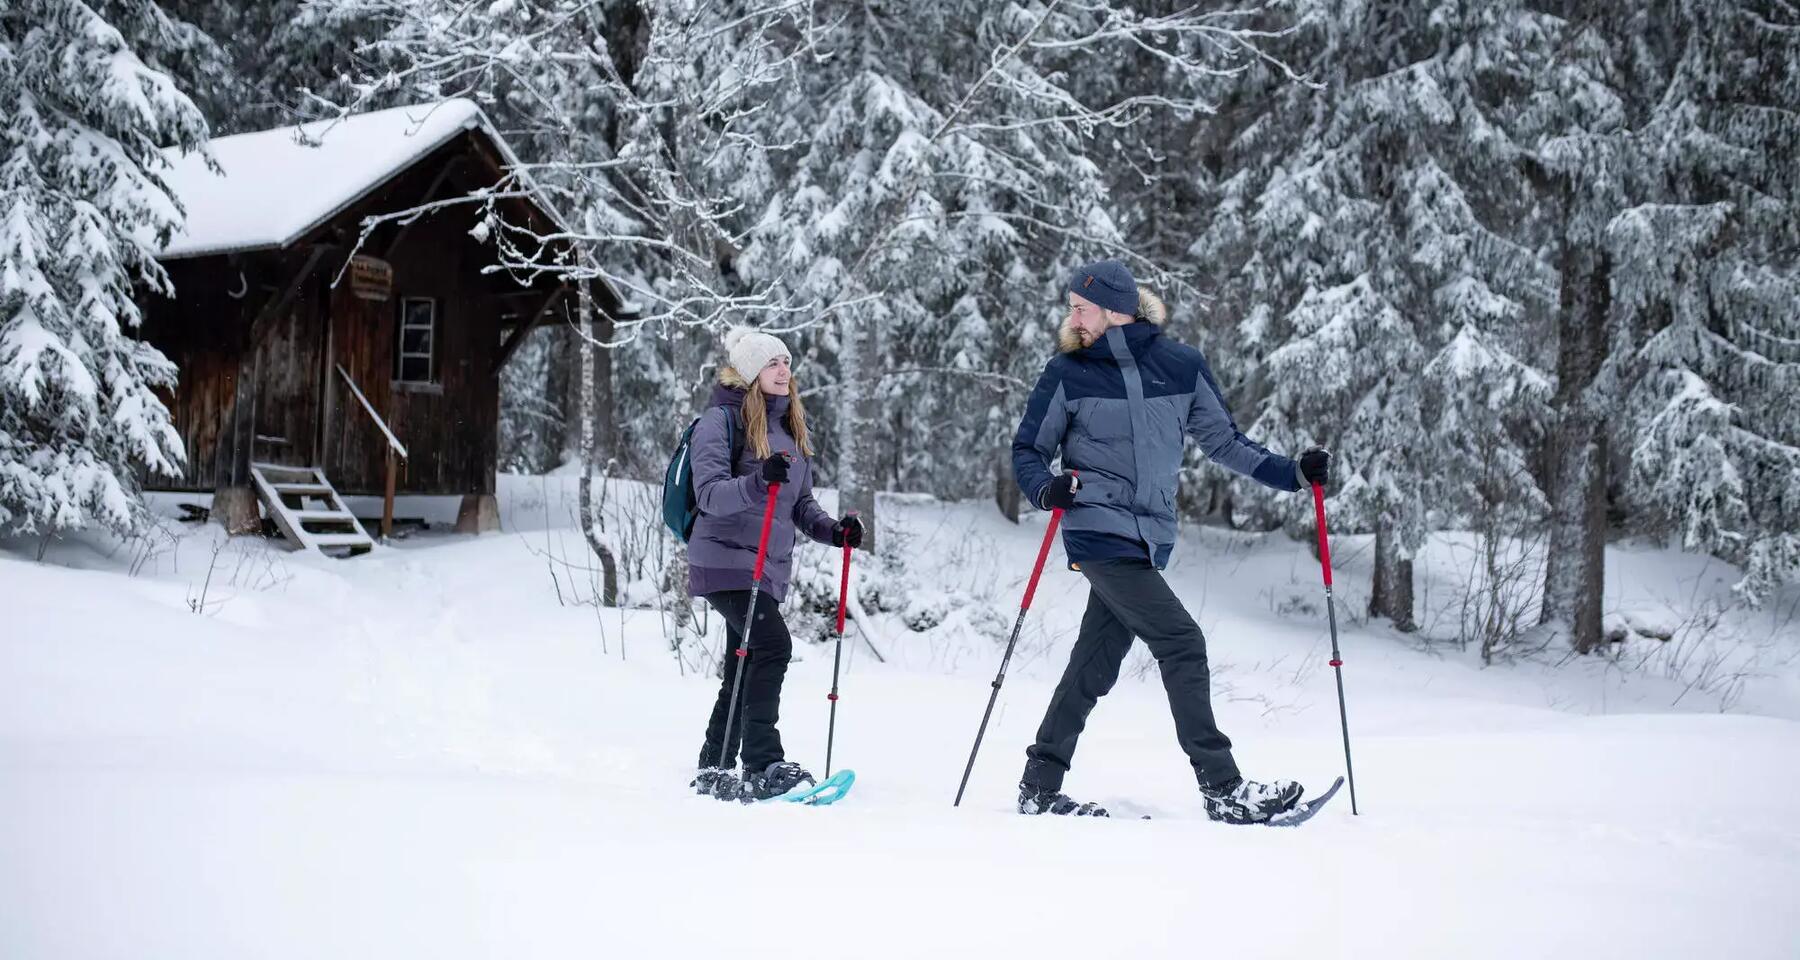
[1058,289,1168,353]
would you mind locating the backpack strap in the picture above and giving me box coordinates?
[716,405,746,476]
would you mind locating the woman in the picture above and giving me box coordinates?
[688,327,864,801]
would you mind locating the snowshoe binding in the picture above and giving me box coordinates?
[690,766,742,801]
[1017,782,1109,817]
[1200,776,1303,825]
[743,761,817,801]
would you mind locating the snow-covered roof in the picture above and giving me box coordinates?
[154,100,529,260]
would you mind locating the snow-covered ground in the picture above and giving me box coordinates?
[4,475,1798,959]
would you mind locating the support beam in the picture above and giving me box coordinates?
[214,486,260,535]
[251,247,331,338]
[381,155,469,260]
[382,449,397,541]
[492,285,566,376]
[455,494,500,534]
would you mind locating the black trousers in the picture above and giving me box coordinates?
[697,589,792,774]
[1023,557,1241,791]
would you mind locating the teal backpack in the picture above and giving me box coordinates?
[662,410,741,542]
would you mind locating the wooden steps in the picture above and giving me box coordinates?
[249,462,376,557]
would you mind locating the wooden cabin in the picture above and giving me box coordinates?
[140,100,622,554]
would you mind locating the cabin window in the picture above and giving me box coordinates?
[395,297,436,384]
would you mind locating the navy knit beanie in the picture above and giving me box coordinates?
[1068,260,1139,316]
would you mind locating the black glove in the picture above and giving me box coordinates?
[1298,447,1331,487]
[759,454,791,486]
[1040,472,1081,511]
[831,514,865,549]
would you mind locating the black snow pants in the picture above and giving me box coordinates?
[697,590,792,774]
[1022,557,1241,792]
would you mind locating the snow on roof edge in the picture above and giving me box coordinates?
[156,101,484,261]
[156,99,626,309]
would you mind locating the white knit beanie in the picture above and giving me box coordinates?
[723,326,792,379]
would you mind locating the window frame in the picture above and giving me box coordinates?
[394,296,438,387]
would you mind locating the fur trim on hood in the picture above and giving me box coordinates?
[1058,288,1168,353]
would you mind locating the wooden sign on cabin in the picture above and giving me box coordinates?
[349,255,394,302]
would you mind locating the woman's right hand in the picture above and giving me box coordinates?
[759,454,791,486]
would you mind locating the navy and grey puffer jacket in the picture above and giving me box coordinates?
[1012,303,1301,569]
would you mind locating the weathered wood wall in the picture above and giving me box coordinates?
[323,219,505,497]
[140,248,327,491]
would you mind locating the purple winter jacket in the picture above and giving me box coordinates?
[687,383,836,602]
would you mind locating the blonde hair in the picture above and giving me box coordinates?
[720,366,814,460]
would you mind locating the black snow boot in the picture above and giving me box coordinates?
[1201,776,1302,825]
[742,761,816,801]
[691,767,743,801]
[1017,782,1109,817]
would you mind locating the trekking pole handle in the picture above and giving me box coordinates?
[1311,482,1332,589]
[735,481,781,663]
[751,481,781,583]
[1021,471,1075,612]
[836,510,855,635]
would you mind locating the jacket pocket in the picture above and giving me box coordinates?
[1074,474,1129,506]
[1074,397,1132,439]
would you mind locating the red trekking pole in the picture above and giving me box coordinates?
[824,512,855,777]
[1312,482,1360,815]
[954,472,1074,807]
[716,480,782,772]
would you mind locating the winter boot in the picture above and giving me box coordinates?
[742,761,816,801]
[1017,782,1109,817]
[690,767,742,801]
[1200,776,1303,825]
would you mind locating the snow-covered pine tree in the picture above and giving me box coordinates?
[1609,0,1800,607]
[735,1,1306,547]
[158,0,386,134]
[0,0,212,537]
[734,2,1112,545]
[1505,2,1636,653]
[1190,0,1556,630]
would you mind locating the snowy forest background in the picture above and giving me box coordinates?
[5,0,1799,659]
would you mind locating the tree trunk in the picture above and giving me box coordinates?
[576,281,620,606]
[546,314,573,468]
[1369,525,1417,632]
[994,437,1020,524]
[663,540,696,667]
[1541,239,1611,654]
[589,284,618,470]
[836,311,878,549]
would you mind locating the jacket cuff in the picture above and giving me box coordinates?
[1251,455,1301,493]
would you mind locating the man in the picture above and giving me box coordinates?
[1011,259,1331,824]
